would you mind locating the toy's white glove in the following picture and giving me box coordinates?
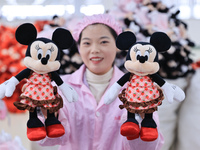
[161,82,185,103]
[58,83,78,103]
[104,82,122,105]
[0,76,19,99]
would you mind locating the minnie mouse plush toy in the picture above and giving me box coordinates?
[0,23,78,141]
[104,31,185,141]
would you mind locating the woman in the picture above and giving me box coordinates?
[39,14,164,150]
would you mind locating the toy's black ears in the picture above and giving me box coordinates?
[116,31,136,50]
[15,23,37,45]
[150,32,171,52]
[52,28,74,49]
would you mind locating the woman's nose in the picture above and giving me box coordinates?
[91,44,100,53]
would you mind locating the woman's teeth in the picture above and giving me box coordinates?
[91,58,103,61]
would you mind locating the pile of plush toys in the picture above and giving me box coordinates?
[108,0,195,78]
[0,24,27,113]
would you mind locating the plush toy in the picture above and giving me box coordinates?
[104,31,185,141]
[0,23,78,141]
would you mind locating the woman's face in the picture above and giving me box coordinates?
[79,24,117,75]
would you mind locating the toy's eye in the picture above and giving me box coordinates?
[37,49,43,60]
[136,50,141,60]
[144,51,150,57]
[144,51,150,61]
[45,50,51,60]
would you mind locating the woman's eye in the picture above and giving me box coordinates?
[83,42,90,45]
[37,49,43,60]
[101,41,109,44]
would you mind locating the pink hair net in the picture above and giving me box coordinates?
[72,14,122,41]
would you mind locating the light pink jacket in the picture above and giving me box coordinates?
[40,65,164,150]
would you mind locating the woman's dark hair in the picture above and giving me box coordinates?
[77,23,118,44]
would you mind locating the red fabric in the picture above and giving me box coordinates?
[46,124,65,138]
[120,122,140,137]
[126,134,140,140]
[191,60,200,70]
[34,20,50,32]
[27,126,46,141]
[140,127,158,141]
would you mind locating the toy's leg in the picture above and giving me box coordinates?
[140,113,158,141]
[45,110,65,138]
[27,108,46,141]
[120,111,140,140]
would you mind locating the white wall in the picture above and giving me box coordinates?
[183,19,200,47]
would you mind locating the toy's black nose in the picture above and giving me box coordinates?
[139,56,148,63]
[41,57,48,65]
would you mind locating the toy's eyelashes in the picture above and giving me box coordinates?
[133,47,152,53]
[49,46,55,52]
[35,44,54,52]
[146,47,153,53]
[133,47,139,52]
[35,44,40,50]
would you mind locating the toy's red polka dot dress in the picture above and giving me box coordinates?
[119,74,164,113]
[14,72,63,113]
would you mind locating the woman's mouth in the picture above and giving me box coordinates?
[90,57,103,64]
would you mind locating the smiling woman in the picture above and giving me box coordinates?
[37,14,165,150]
[79,24,117,75]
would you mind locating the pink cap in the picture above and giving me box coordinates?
[72,14,122,41]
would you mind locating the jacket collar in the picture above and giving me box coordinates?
[67,64,124,86]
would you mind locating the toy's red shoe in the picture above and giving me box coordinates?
[120,122,140,137]
[46,123,65,138]
[140,127,158,141]
[27,126,46,141]
[126,133,140,140]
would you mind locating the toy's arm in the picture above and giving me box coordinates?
[117,72,132,86]
[150,73,165,86]
[150,73,185,103]
[15,68,32,81]
[51,72,78,102]
[104,72,131,105]
[0,68,31,99]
